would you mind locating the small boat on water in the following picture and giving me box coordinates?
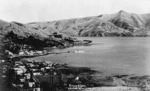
[73,39,92,46]
[74,50,85,53]
[82,40,92,45]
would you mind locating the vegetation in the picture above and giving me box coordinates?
[2,31,75,54]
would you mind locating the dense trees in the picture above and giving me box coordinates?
[2,31,74,54]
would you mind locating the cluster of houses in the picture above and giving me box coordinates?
[7,60,42,91]
[0,56,88,91]
[18,50,48,56]
[0,32,92,91]
[8,59,64,91]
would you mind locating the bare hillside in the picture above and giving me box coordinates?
[0,10,150,39]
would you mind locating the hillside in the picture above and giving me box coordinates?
[0,10,150,54]
[25,10,150,37]
[0,10,150,38]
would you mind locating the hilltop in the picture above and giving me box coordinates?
[0,10,150,38]
[26,10,150,37]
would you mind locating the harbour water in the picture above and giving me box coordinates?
[30,37,150,75]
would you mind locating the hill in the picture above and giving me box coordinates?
[1,10,150,38]
[25,10,150,37]
[0,10,150,54]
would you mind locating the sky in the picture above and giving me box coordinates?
[0,0,150,23]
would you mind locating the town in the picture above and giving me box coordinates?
[0,32,94,91]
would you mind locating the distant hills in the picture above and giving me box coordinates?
[0,10,150,39]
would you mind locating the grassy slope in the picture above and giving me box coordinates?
[26,10,150,37]
[0,10,150,39]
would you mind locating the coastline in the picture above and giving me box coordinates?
[1,37,150,91]
[23,53,150,90]
[1,49,150,91]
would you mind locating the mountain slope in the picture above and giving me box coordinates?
[25,10,150,37]
[0,10,150,55]
[1,10,150,39]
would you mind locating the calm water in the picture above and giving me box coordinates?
[32,37,150,75]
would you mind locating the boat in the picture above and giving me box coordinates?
[74,50,85,53]
[82,40,92,45]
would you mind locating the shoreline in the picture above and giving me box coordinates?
[1,37,150,91]
[23,54,150,89]
[1,51,150,91]
[24,52,148,76]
